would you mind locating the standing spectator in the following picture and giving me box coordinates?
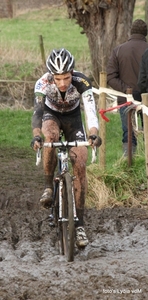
[138,47,148,93]
[107,19,148,156]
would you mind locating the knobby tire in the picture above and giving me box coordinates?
[53,181,65,256]
[62,172,75,262]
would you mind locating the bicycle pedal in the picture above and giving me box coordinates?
[49,222,55,227]
[48,214,54,221]
[48,214,55,227]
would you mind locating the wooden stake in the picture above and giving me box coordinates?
[99,72,107,169]
[142,93,148,189]
[126,88,133,167]
[39,35,46,66]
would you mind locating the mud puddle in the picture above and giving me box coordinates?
[0,148,148,299]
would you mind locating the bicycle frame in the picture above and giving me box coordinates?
[56,144,78,223]
[36,138,91,261]
[38,139,90,224]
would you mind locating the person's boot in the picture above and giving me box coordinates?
[123,143,128,157]
[40,188,53,208]
[75,226,88,247]
[123,143,137,157]
[132,144,137,155]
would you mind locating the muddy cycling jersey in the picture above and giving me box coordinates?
[33,71,99,130]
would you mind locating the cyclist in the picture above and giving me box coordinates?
[31,48,101,247]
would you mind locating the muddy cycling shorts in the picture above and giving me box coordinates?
[42,105,86,142]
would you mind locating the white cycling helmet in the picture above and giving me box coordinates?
[46,48,75,74]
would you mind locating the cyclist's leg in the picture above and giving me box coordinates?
[70,145,89,247]
[40,111,60,208]
[70,145,87,225]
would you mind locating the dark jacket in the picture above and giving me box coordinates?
[107,34,148,104]
[138,48,148,93]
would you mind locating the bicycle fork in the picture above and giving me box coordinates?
[58,177,78,224]
[48,180,59,227]
[48,175,79,226]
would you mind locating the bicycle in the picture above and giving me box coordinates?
[36,133,96,262]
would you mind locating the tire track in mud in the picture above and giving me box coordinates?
[0,148,148,299]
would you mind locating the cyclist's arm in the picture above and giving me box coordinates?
[89,126,98,136]
[82,88,99,132]
[32,72,50,136]
[32,92,45,137]
[81,88,102,147]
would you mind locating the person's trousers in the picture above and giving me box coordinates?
[119,106,137,146]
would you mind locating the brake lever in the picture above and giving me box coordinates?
[36,148,42,166]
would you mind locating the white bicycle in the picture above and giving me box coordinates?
[36,133,96,262]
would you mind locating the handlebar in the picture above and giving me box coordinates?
[36,140,96,166]
[44,141,90,148]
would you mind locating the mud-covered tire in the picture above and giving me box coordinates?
[62,172,74,262]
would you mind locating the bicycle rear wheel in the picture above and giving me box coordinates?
[62,172,75,262]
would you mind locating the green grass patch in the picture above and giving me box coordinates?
[0,6,90,79]
[0,109,33,148]
[0,2,144,80]
[133,0,145,20]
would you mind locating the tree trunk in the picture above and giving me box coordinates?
[65,0,136,85]
[145,0,148,32]
[7,0,13,18]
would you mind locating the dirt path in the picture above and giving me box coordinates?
[0,148,148,300]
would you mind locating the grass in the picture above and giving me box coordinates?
[0,15,87,56]
[0,6,90,79]
[133,0,145,20]
[0,1,144,80]
[87,111,147,206]
[0,109,32,148]
[0,108,147,206]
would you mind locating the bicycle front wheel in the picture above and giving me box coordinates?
[54,182,64,255]
[62,172,75,262]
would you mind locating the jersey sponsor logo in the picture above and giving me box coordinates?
[80,78,89,87]
[76,131,84,138]
[35,78,49,92]
[73,75,89,87]
[35,81,43,90]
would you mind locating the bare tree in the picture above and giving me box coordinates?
[6,0,13,18]
[65,0,136,85]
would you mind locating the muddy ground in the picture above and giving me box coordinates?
[0,147,148,300]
